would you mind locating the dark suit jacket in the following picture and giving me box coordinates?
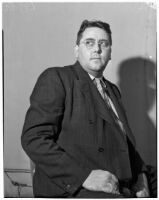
[21,61,147,197]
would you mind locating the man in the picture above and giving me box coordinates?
[21,20,150,198]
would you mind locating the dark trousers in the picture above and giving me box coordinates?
[74,189,125,198]
[34,188,132,198]
[35,190,125,198]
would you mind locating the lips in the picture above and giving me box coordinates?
[90,57,101,60]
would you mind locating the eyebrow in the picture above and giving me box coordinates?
[84,38,109,42]
[84,38,95,41]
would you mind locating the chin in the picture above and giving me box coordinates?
[90,63,104,71]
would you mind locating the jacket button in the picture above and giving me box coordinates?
[89,119,94,124]
[98,147,104,152]
[66,184,71,190]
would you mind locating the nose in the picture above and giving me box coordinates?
[93,42,102,54]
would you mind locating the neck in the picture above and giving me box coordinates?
[77,61,104,78]
[88,70,103,78]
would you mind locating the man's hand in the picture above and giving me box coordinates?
[135,173,150,198]
[82,169,120,194]
[136,187,149,198]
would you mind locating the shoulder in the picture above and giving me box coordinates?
[33,65,76,95]
[38,64,75,81]
[31,66,73,100]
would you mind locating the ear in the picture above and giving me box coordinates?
[74,45,79,58]
[109,47,112,60]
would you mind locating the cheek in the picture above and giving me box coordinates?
[102,50,111,60]
[80,50,90,61]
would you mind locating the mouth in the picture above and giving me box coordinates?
[90,57,101,60]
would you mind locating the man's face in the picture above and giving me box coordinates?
[75,27,111,77]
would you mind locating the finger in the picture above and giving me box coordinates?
[111,174,118,183]
[109,177,119,192]
[102,182,120,194]
[112,183,120,194]
[102,182,113,193]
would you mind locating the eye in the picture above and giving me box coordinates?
[85,40,94,47]
[100,40,110,48]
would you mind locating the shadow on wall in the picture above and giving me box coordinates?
[118,57,156,167]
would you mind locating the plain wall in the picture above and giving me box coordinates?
[3,2,156,197]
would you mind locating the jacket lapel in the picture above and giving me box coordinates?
[105,80,126,123]
[105,80,136,145]
[73,62,115,126]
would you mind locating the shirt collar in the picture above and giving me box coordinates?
[88,73,103,80]
[88,73,107,89]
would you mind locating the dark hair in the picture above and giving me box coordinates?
[76,19,112,45]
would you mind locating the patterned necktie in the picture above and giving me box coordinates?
[94,78,126,135]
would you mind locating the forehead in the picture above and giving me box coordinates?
[81,27,109,40]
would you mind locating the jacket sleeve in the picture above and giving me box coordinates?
[21,68,90,195]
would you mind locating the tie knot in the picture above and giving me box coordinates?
[94,77,102,84]
[95,78,101,83]
[94,77,106,89]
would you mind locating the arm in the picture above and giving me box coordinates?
[132,146,149,197]
[21,68,90,195]
[127,138,149,197]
